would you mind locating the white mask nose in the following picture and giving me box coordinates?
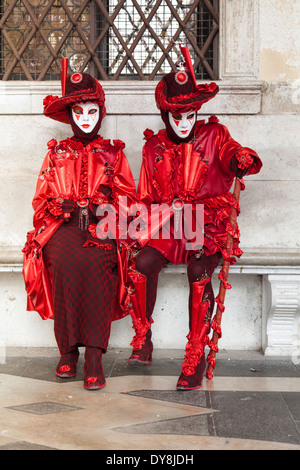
[181,117,189,128]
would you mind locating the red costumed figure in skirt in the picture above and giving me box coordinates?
[127,48,262,390]
[22,60,136,390]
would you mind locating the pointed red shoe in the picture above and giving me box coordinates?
[83,347,106,390]
[128,329,153,365]
[128,340,153,365]
[55,348,79,378]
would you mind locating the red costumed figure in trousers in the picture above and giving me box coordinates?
[23,61,136,390]
[127,47,262,390]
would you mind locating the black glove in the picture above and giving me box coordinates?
[61,199,75,214]
[47,198,75,220]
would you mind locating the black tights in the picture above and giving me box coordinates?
[135,246,221,329]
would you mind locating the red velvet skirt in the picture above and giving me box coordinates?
[43,209,118,354]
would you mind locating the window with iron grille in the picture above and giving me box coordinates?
[0,0,219,81]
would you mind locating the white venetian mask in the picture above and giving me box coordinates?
[71,101,100,134]
[168,110,196,139]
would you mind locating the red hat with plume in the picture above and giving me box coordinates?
[43,58,106,124]
[155,45,218,113]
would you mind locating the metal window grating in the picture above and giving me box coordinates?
[0,0,219,81]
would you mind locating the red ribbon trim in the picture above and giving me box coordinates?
[218,269,232,289]
[215,295,225,313]
[211,317,222,338]
[130,317,152,350]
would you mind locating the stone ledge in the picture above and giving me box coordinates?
[1,246,300,275]
[0,80,264,115]
[164,248,300,275]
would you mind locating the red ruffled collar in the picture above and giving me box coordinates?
[47,136,125,154]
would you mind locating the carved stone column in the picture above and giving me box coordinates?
[262,274,300,356]
[219,0,259,80]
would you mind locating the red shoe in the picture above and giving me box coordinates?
[176,352,206,391]
[128,330,153,365]
[84,347,106,390]
[56,348,79,378]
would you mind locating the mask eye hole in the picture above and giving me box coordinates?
[73,106,83,115]
[172,114,182,121]
[88,108,98,115]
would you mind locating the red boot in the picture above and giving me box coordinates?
[176,342,206,390]
[84,347,106,390]
[128,328,153,365]
[176,278,211,391]
[127,269,153,365]
[56,347,79,378]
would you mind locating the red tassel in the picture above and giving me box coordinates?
[60,58,68,97]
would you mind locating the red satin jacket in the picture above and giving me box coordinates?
[136,118,262,264]
[23,136,136,320]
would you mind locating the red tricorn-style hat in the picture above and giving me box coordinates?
[43,59,106,124]
[155,45,219,113]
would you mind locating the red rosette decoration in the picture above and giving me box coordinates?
[235,149,254,170]
[47,199,63,216]
[47,139,57,150]
[113,139,125,150]
[143,129,154,141]
[87,377,97,385]
[43,95,59,109]
[209,115,219,123]
[91,191,108,206]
